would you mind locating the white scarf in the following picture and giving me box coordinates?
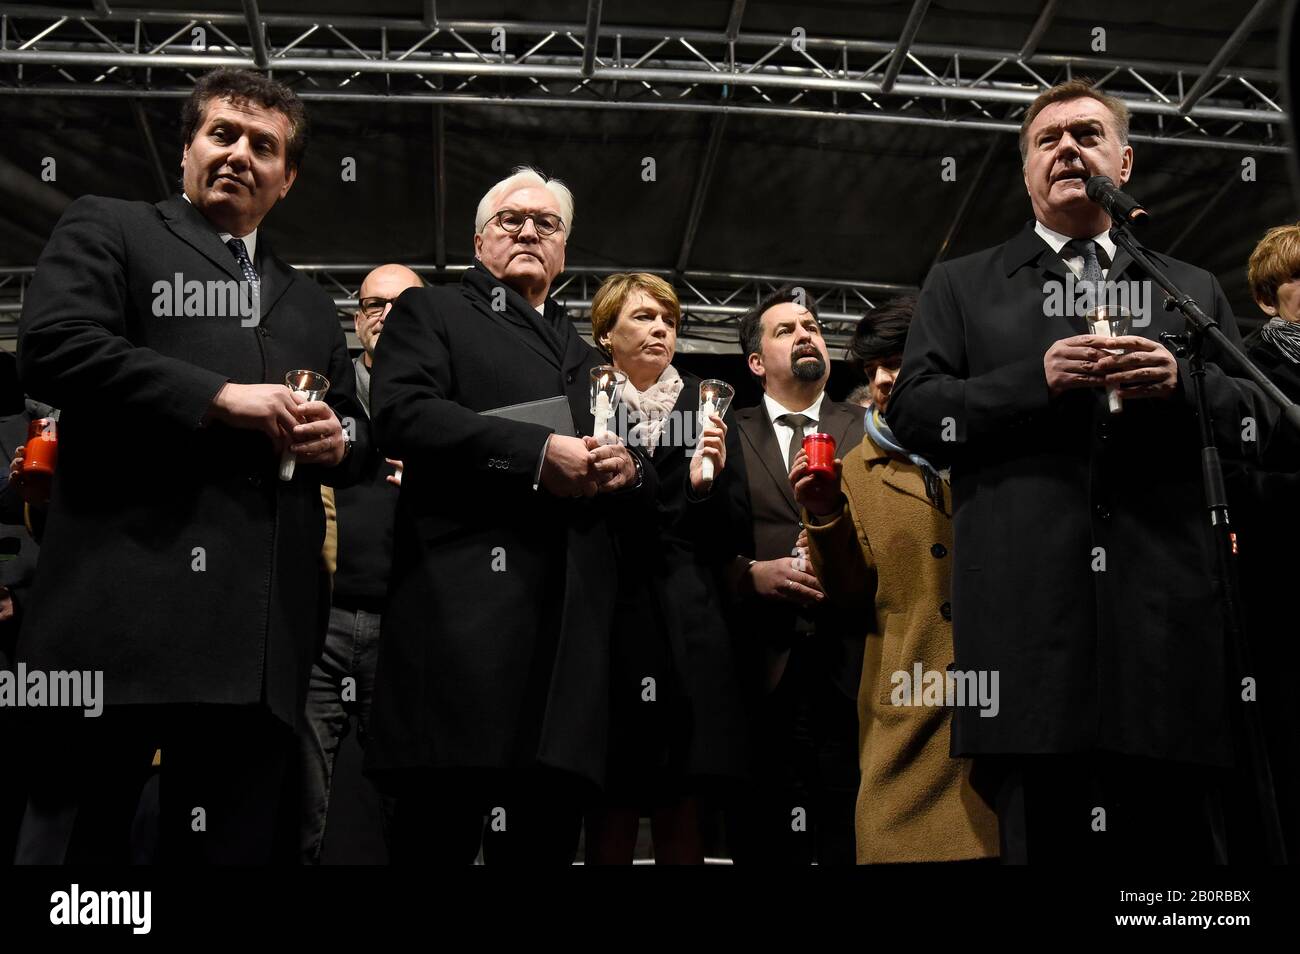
[618,364,683,456]
[1261,317,1300,365]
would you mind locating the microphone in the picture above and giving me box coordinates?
[1085,175,1150,225]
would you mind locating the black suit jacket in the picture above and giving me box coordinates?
[728,397,866,700]
[888,220,1279,766]
[16,194,368,728]
[365,263,655,788]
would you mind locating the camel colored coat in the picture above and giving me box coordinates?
[806,434,998,863]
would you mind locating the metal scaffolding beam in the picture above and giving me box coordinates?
[930,135,1002,274]
[724,0,746,43]
[1179,0,1275,113]
[0,5,1280,81]
[2,83,1280,155]
[580,0,601,78]
[433,104,446,270]
[880,0,931,94]
[0,264,915,353]
[1018,0,1059,61]
[676,114,727,273]
[1165,172,1240,256]
[129,98,170,201]
[239,0,267,71]
[0,48,1281,121]
[0,6,1285,154]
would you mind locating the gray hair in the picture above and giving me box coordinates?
[474,166,575,239]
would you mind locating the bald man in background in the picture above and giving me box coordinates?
[300,263,422,862]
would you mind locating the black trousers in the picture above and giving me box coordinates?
[14,704,298,865]
[975,753,1225,865]
[388,767,586,866]
[728,644,859,865]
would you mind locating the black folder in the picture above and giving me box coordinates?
[481,394,576,437]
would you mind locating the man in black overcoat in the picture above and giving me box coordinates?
[365,167,651,865]
[14,68,368,864]
[887,78,1282,863]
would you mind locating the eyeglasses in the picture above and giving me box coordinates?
[358,297,398,317]
[488,208,565,237]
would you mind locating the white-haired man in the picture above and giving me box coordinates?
[365,167,651,865]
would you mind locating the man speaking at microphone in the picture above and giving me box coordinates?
[888,78,1275,863]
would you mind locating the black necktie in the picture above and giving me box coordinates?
[777,412,813,474]
[227,237,259,284]
[1065,238,1106,285]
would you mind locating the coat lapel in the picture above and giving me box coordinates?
[1107,243,1135,282]
[462,266,566,372]
[253,235,294,322]
[156,195,245,284]
[1004,221,1094,335]
[819,400,863,456]
[464,289,564,371]
[880,456,951,513]
[555,301,594,375]
[737,406,799,519]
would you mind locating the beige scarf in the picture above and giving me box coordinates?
[618,364,683,455]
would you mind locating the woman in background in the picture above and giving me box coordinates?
[1221,224,1300,860]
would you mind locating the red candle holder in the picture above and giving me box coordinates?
[21,417,57,504]
[803,432,835,479]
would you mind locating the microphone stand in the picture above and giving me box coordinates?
[1109,219,1297,864]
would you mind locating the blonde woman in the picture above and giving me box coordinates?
[584,273,746,864]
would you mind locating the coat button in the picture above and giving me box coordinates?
[1095,504,1110,521]
[248,475,262,487]
[257,326,269,337]
[566,373,575,384]
[940,601,952,621]
[930,543,947,558]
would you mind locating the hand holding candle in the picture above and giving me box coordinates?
[790,441,845,519]
[589,365,627,445]
[280,370,330,481]
[1085,308,1132,414]
[19,418,57,505]
[802,432,836,478]
[696,379,735,484]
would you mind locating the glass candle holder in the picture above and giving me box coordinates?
[280,370,331,481]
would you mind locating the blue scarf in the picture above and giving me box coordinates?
[864,406,946,510]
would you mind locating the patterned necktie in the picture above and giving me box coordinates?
[777,412,813,474]
[1066,238,1106,285]
[227,237,259,285]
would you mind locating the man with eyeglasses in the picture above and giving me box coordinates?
[365,166,652,864]
[299,263,422,863]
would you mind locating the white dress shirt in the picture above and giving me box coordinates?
[1034,220,1112,280]
[182,192,257,260]
[762,391,826,468]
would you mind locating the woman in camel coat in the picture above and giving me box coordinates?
[791,297,998,864]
